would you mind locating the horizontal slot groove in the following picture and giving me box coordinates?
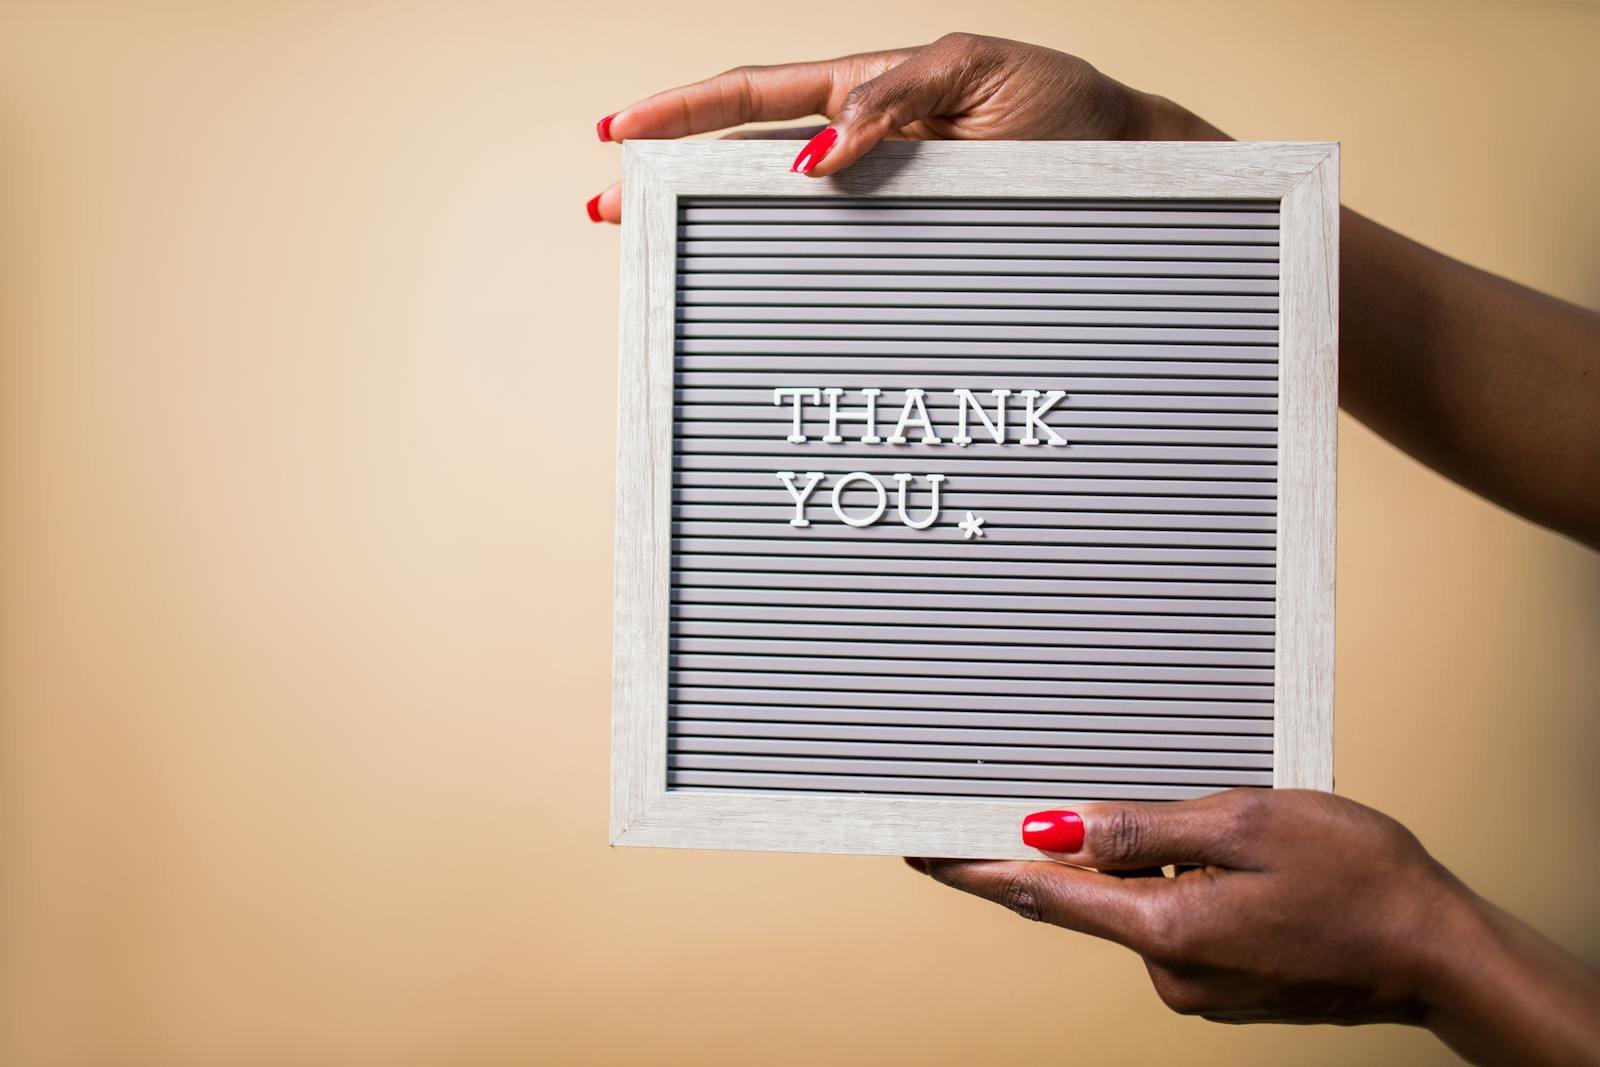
[669,719,1273,749]
[669,623,1274,650]
[678,373,1277,394]
[680,290,1280,311]
[681,196,1277,207]
[669,688,1272,714]
[672,607,1276,634]
[668,769,1253,796]
[668,780,1227,802]
[674,429,1278,448]
[675,489,1278,508]
[672,540,1274,566]
[672,531,1276,552]
[673,555,1274,580]
[669,752,1268,784]
[673,573,1274,600]
[676,464,1279,484]
[675,443,1278,462]
[670,653,1270,684]
[677,329,1278,347]
[668,738,1271,770]
[675,572,1276,590]
[680,210,1277,224]
[668,672,1271,700]
[672,510,1276,534]
[678,343,1280,360]
[680,274,1280,295]
[671,584,1275,610]
[681,237,1279,258]
[679,223,1278,242]
[667,703,1273,733]
[678,305,1278,326]
[678,389,1279,413]
[674,472,1277,491]
[672,404,1273,425]
[681,256,1280,276]
[670,639,1272,666]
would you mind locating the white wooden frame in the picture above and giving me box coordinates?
[612,140,1337,859]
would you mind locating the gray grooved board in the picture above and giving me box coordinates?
[667,196,1279,803]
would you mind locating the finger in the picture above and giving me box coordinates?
[585,181,621,225]
[798,35,999,177]
[903,856,928,874]
[1023,790,1260,871]
[922,859,1161,952]
[599,50,914,142]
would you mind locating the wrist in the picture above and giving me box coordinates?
[1410,881,1499,1025]
[1118,89,1230,141]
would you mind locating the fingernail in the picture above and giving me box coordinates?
[791,127,838,174]
[1022,810,1084,853]
[596,113,617,142]
[585,194,603,222]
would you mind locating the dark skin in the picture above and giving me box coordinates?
[591,33,1600,1065]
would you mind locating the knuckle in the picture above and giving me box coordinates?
[837,82,874,117]
[1222,788,1270,839]
[996,868,1047,923]
[1096,806,1147,865]
[934,30,988,52]
[730,67,765,122]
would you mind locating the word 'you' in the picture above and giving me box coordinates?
[770,387,1067,538]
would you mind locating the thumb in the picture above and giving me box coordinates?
[791,48,966,177]
[1023,790,1262,871]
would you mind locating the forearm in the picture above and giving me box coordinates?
[1425,890,1600,1065]
[1127,91,1600,550]
[1340,212,1600,549]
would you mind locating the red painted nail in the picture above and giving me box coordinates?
[791,127,838,174]
[586,194,603,222]
[596,113,617,142]
[1022,810,1084,853]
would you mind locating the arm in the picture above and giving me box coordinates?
[1338,209,1600,550]
[917,792,1600,1065]
[592,33,1600,549]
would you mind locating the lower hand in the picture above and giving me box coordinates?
[912,789,1600,1064]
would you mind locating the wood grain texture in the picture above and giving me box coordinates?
[608,148,676,840]
[1273,148,1340,792]
[612,140,1339,855]
[629,140,1327,199]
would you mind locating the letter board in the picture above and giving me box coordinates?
[611,140,1337,859]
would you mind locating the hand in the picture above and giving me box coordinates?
[911,789,1600,1065]
[587,32,1220,222]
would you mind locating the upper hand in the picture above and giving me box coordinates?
[588,32,1213,222]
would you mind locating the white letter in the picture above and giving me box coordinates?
[772,387,820,443]
[893,473,946,530]
[831,472,887,528]
[888,388,941,445]
[1019,389,1068,446]
[821,387,883,444]
[952,388,1011,446]
[775,470,824,526]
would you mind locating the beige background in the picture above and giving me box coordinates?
[1,2,1596,1064]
